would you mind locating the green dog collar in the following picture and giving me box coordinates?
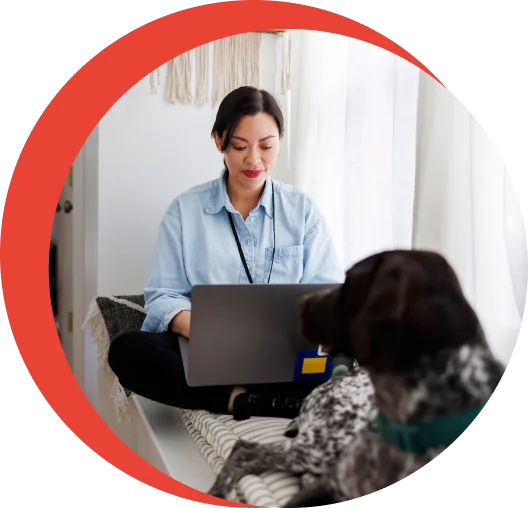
[377,401,487,454]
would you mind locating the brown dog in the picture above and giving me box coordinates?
[208,250,505,506]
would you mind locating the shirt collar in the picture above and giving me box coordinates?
[205,167,274,218]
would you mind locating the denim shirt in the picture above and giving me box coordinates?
[141,169,345,333]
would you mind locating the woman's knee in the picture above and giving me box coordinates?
[107,331,142,375]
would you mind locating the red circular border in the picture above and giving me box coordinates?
[0,1,441,505]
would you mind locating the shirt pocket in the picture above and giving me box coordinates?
[264,244,304,283]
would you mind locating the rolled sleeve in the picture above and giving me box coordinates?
[301,203,345,284]
[141,203,192,333]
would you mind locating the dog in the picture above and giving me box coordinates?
[207,249,505,506]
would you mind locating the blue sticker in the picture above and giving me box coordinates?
[293,349,334,382]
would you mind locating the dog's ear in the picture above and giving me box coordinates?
[348,256,411,368]
[335,253,387,358]
[341,253,386,313]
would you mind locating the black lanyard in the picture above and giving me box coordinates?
[227,180,275,284]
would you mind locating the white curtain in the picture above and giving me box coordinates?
[414,73,526,364]
[285,30,526,365]
[287,30,420,271]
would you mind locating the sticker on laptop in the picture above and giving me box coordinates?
[293,349,334,382]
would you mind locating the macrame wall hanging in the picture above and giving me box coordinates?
[149,30,291,106]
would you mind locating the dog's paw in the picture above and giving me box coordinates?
[207,486,228,500]
[235,439,260,449]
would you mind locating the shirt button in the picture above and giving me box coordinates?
[247,264,251,270]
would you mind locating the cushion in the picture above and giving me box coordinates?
[178,410,300,505]
[81,295,147,412]
[96,294,146,340]
[82,294,301,505]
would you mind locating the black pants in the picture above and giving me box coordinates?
[107,331,322,415]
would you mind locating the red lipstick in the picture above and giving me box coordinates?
[242,170,263,179]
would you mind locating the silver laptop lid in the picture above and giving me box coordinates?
[185,283,340,386]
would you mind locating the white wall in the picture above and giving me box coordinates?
[81,126,100,409]
[96,36,288,296]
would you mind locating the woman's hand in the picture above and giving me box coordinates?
[170,310,191,338]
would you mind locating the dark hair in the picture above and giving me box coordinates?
[211,86,285,152]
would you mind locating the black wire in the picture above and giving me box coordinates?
[227,180,275,284]
[267,180,275,284]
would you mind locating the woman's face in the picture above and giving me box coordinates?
[215,112,281,193]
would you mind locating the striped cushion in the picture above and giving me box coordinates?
[178,409,300,505]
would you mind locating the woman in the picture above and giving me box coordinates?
[108,86,344,420]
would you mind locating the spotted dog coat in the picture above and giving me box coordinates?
[207,250,505,506]
[285,368,374,484]
[207,368,375,500]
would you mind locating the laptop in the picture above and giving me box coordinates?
[179,283,348,387]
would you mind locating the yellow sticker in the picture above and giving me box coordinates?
[301,357,327,374]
